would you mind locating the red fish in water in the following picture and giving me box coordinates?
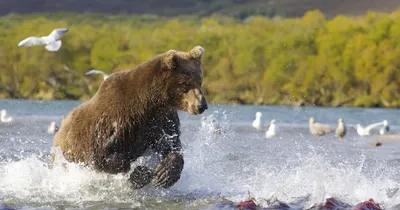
[323,197,352,209]
[206,196,383,210]
[352,198,382,210]
[236,198,257,210]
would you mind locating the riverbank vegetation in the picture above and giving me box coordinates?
[0,10,399,107]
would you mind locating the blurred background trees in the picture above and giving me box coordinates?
[0,7,399,107]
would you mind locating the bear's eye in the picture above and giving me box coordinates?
[178,76,192,85]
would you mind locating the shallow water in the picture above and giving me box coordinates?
[0,99,400,209]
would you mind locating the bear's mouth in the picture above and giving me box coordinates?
[186,103,207,115]
[179,89,208,115]
[180,103,199,115]
[187,107,199,115]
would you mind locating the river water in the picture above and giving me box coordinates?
[0,99,399,209]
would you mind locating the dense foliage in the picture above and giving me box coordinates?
[2,0,399,18]
[0,11,399,107]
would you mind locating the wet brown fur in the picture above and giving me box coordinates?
[52,46,206,175]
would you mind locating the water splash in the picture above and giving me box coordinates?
[180,111,234,185]
[0,148,138,206]
[0,110,400,209]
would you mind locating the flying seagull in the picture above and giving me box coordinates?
[18,28,69,52]
[85,69,110,81]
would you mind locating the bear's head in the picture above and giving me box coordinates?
[162,46,208,115]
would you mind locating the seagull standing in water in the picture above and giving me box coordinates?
[0,109,12,123]
[265,119,278,139]
[356,121,386,137]
[85,70,110,80]
[379,120,390,135]
[309,117,333,136]
[18,28,69,52]
[335,118,346,140]
[252,111,263,130]
[47,121,59,135]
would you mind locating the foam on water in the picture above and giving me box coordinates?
[0,150,138,206]
[175,111,235,195]
[245,154,400,208]
[0,110,400,209]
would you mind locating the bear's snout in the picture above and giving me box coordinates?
[197,96,208,114]
[183,88,207,115]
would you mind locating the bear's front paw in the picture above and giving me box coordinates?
[129,165,153,189]
[152,152,184,189]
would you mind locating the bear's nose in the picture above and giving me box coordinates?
[198,104,208,113]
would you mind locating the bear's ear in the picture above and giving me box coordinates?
[162,46,205,70]
[188,46,205,62]
[175,45,205,64]
[163,49,177,70]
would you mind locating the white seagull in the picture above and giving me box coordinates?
[356,121,386,137]
[335,118,346,140]
[47,121,59,135]
[252,111,263,130]
[265,119,278,139]
[85,69,110,80]
[309,117,333,136]
[0,109,12,123]
[18,28,69,52]
[379,120,390,135]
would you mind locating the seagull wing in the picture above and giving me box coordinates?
[18,36,47,47]
[365,121,384,132]
[335,123,346,137]
[85,70,110,80]
[45,40,62,52]
[2,116,12,122]
[269,124,276,134]
[315,123,333,133]
[85,69,107,76]
[48,28,69,40]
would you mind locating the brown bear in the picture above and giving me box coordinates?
[52,46,208,189]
